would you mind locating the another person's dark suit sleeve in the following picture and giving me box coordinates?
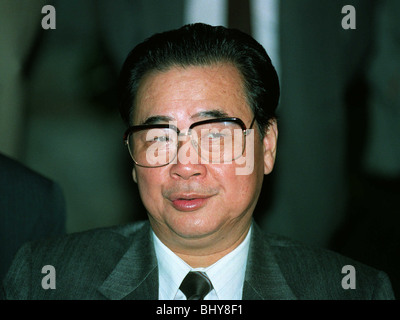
[0,153,66,282]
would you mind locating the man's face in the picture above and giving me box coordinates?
[131,63,277,253]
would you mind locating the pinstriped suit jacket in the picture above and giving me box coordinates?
[0,220,395,299]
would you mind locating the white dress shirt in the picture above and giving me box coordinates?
[153,225,252,300]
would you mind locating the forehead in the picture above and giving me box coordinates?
[132,63,252,124]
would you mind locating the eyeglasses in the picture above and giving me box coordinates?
[123,116,256,168]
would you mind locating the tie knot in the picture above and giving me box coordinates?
[179,271,213,300]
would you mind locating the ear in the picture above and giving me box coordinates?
[132,166,138,183]
[262,119,278,175]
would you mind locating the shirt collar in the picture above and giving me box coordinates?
[153,224,252,300]
[203,225,252,299]
[152,232,191,299]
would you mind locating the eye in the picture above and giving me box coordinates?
[153,135,166,141]
[144,128,176,144]
[207,133,219,139]
[150,134,172,143]
[203,131,230,140]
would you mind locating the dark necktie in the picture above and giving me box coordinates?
[179,271,213,300]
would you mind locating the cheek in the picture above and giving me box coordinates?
[236,175,260,203]
[212,165,261,208]
[135,169,165,206]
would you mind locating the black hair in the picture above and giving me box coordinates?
[118,23,279,133]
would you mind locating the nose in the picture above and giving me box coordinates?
[169,134,206,180]
[170,162,207,180]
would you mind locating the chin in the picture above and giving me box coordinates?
[169,215,222,240]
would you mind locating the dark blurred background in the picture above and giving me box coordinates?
[1,0,399,297]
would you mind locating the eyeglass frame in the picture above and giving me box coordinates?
[123,116,257,168]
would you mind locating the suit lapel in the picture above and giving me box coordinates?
[243,222,298,300]
[97,221,159,300]
[96,220,296,300]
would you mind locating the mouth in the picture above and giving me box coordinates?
[169,194,213,212]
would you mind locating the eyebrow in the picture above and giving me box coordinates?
[141,115,175,125]
[190,109,229,119]
[140,109,229,125]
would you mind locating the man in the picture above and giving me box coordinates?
[0,153,66,282]
[1,23,395,300]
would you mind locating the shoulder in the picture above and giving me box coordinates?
[0,153,55,189]
[261,231,395,299]
[2,220,150,299]
[266,231,361,266]
[25,220,150,263]
[0,153,65,219]
[266,231,371,275]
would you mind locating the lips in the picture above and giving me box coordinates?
[169,194,213,212]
